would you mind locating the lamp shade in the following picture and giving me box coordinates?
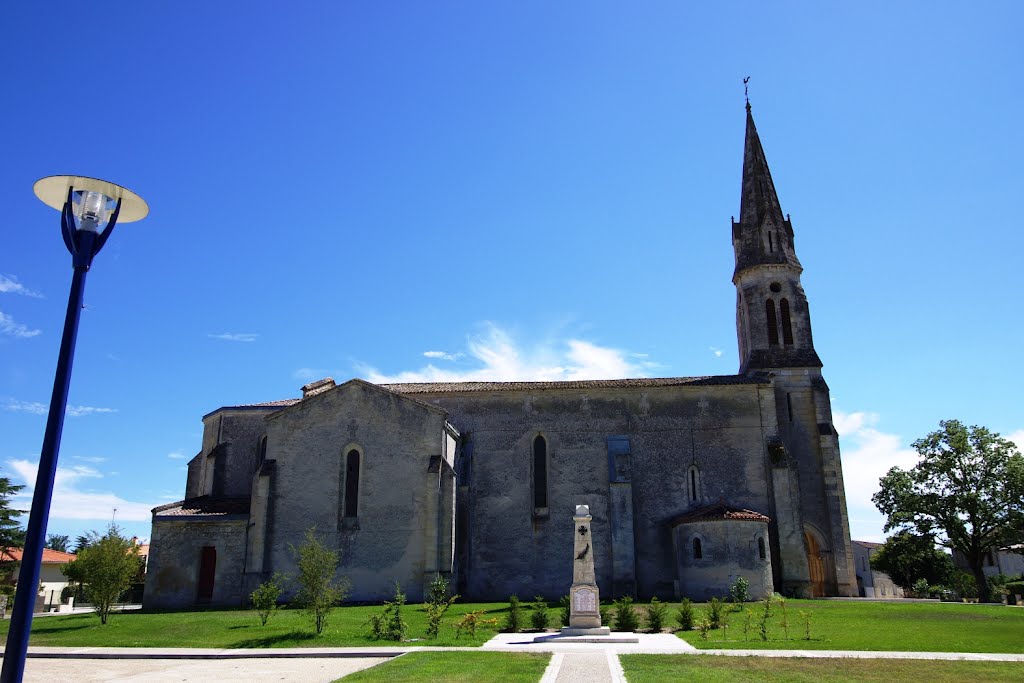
[33,175,149,223]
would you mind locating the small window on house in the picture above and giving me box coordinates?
[533,435,548,509]
[780,298,794,345]
[758,537,766,560]
[693,538,703,560]
[344,449,360,518]
[765,300,779,346]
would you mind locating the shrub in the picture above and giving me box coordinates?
[707,597,725,629]
[675,598,694,631]
[559,595,570,626]
[504,595,523,632]
[367,582,408,641]
[912,578,930,598]
[424,574,459,639]
[613,596,640,632]
[644,597,668,632]
[291,528,350,635]
[529,596,550,630]
[250,575,284,626]
[455,610,498,638]
[729,576,750,606]
[697,618,711,641]
[742,608,753,640]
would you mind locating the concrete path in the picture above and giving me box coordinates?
[6,638,1024,682]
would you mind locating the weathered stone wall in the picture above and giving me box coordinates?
[143,517,247,609]
[262,381,452,602]
[417,380,781,600]
[673,519,773,601]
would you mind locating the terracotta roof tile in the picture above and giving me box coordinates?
[669,502,770,526]
[153,496,250,518]
[1,548,76,563]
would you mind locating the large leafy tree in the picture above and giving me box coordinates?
[0,473,25,579]
[62,526,142,624]
[873,420,1024,602]
[869,531,955,592]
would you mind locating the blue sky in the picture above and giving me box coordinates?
[1,2,1021,547]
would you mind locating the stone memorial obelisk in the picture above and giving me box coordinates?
[562,504,610,635]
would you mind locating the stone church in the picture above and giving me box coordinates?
[143,105,858,609]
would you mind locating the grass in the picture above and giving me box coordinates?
[676,599,1024,653]
[0,602,510,648]
[619,655,1024,682]
[337,652,550,683]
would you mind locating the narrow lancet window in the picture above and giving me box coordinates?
[258,436,267,464]
[780,298,794,345]
[344,449,360,518]
[765,300,779,346]
[693,538,703,559]
[533,435,548,508]
[758,537,767,560]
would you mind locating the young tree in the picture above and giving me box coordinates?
[869,531,955,592]
[290,528,350,634]
[45,534,71,553]
[65,526,143,624]
[872,419,1024,602]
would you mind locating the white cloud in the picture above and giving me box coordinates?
[0,311,41,338]
[1,400,116,417]
[293,367,328,382]
[361,323,658,384]
[709,346,724,358]
[7,459,156,522]
[0,274,43,298]
[67,406,117,417]
[423,351,464,362]
[71,455,107,464]
[208,332,258,342]
[1,399,47,415]
[167,450,188,460]
[1007,429,1024,452]
[834,410,921,543]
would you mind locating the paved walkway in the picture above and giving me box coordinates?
[6,637,1024,682]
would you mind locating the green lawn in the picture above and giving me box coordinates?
[0,602,509,648]
[676,599,1024,653]
[337,652,550,683]
[620,655,1024,683]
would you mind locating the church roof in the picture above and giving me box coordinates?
[217,373,771,412]
[381,374,768,394]
[152,496,250,518]
[669,502,770,526]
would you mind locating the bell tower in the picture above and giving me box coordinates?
[732,100,857,597]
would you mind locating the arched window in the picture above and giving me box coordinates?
[343,449,360,518]
[758,537,766,560]
[693,538,703,560]
[765,300,779,346]
[780,298,794,345]
[258,436,267,464]
[533,435,548,508]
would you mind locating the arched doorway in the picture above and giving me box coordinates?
[805,531,826,598]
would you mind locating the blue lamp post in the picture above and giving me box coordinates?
[1,177,147,683]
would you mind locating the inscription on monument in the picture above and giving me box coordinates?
[572,587,597,613]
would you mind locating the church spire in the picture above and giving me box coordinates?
[731,101,820,373]
[732,102,801,281]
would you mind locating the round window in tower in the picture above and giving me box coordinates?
[769,282,782,293]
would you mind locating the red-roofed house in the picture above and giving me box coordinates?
[1,548,77,610]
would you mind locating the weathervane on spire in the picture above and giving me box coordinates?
[744,76,751,111]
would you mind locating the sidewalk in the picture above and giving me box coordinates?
[5,637,1024,683]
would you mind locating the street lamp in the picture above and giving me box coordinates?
[1,177,147,683]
